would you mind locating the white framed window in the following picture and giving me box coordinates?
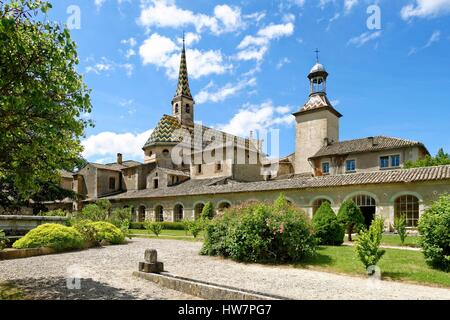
[322,162,330,175]
[345,159,356,172]
[380,154,401,169]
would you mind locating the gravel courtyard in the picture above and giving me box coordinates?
[1,238,450,300]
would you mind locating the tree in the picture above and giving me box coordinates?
[201,202,215,220]
[393,214,407,245]
[312,202,344,245]
[418,194,450,272]
[337,200,365,242]
[0,0,92,208]
[355,218,385,274]
[404,148,450,169]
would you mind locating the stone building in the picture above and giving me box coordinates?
[63,42,450,230]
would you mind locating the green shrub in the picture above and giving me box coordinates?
[201,194,317,263]
[96,199,112,212]
[161,221,186,230]
[0,229,8,250]
[108,207,132,228]
[185,219,204,238]
[76,204,108,221]
[418,194,450,272]
[38,209,67,217]
[355,218,385,273]
[337,200,365,241]
[312,202,344,245]
[71,220,98,245]
[201,202,215,220]
[12,224,84,252]
[394,214,407,245]
[129,222,145,229]
[144,221,163,237]
[88,221,125,245]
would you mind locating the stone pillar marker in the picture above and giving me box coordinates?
[139,249,164,273]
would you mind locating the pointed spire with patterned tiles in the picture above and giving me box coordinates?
[174,34,192,99]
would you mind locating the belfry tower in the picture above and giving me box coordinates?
[293,53,342,174]
[172,36,195,127]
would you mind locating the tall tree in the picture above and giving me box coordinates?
[0,0,92,208]
[404,148,450,169]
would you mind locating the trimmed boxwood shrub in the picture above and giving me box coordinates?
[12,224,84,252]
[337,200,365,241]
[418,194,450,272]
[201,194,317,263]
[312,202,344,245]
[88,221,125,245]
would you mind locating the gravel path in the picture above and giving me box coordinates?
[1,238,449,300]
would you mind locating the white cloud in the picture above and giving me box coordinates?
[138,0,246,35]
[401,0,450,20]
[195,77,256,104]
[94,0,106,10]
[85,57,134,77]
[276,57,291,69]
[236,22,295,62]
[82,129,153,161]
[409,30,441,55]
[348,31,382,47]
[344,0,359,12]
[216,101,295,137]
[121,37,137,47]
[139,33,230,79]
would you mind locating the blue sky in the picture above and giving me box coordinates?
[47,0,450,164]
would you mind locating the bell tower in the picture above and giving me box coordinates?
[293,52,342,174]
[172,36,195,127]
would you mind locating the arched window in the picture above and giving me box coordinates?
[312,198,331,215]
[138,206,146,222]
[217,201,231,214]
[162,149,170,157]
[186,104,190,113]
[395,195,420,227]
[352,194,376,228]
[154,205,164,222]
[194,203,205,219]
[175,104,179,113]
[174,204,184,222]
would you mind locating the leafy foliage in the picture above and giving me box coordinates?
[404,148,450,169]
[184,219,204,238]
[312,202,344,245]
[0,0,92,208]
[337,200,365,241]
[88,221,125,245]
[12,223,84,251]
[37,209,67,217]
[201,202,215,220]
[201,194,317,263]
[394,214,407,245]
[71,219,97,245]
[108,207,131,228]
[0,229,8,250]
[355,218,386,273]
[418,194,450,272]
[129,221,186,230]
[144,221,163,237]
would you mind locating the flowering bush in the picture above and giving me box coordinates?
[201,194,317,263]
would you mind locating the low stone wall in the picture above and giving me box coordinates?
[0,215,68,236]
[0,247,56,260]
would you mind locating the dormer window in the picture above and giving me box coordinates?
[109,177,116,190]
[322,162,330,175]
[153,179,159,189]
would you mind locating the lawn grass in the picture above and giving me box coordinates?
[345,234,421,248]
[295,245,450,288]
[0,282,26,300]
[128,229,203,241]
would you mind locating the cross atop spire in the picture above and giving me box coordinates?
[174,33,192,99]
[315,48,320,63]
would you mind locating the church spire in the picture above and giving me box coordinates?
[174,34,192,99]
[172,34,195,126]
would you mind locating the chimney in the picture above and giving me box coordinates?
[117,153,123,165]
[368,137,375,147]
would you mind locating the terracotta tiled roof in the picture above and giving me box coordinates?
[294,92,342,117]
[311,136,427,159]
[104,165,450,200]
[87,160,142,172]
